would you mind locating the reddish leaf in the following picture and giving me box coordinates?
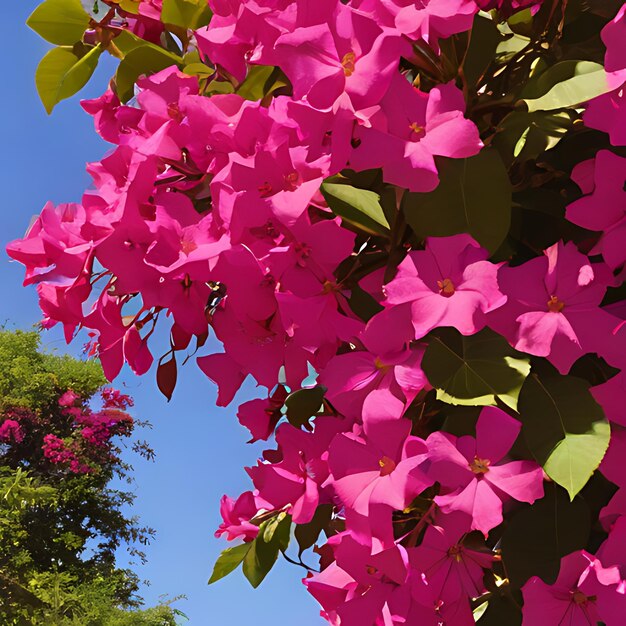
[157,355,178,401]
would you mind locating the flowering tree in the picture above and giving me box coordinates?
[0,330,182,624]
[10,0,626,622]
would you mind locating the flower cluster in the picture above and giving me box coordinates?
[1,388,134,475]
[13,0,626,623]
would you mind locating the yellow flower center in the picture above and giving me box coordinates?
[341,52,356,77]
[547,295,565,312]
[378,456,397,476]
[470,457,491,475]
[437,278,456,297]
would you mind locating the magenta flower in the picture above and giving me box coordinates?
[602,5,626,73]
[215,491,264,542]
[350,74,482,192]
[383,234,506,339]
[246,418,343,524]
[0,419,24,444]
[306,533,444,626]
[236,387,288,443]
[410,511,494,606]
[354,0,477,46]
[489,241,618,373]
[522,551,621,626]
[319,305,428,419]
[327,412,431,516]
[58,389,80,407]
[584,88,626,147]
[592,371,626,427]
[566,151,626,271]
[275,5,408,112]
[582,7,626,147]
[426,407,544,535]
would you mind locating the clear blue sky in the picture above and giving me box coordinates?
[1,4,323,624]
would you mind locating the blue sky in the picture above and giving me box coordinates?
[2,4,324,624]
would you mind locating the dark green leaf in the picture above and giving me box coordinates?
[321,182,390,235]
[507,8,534,37]
[208,543,251,584]
[494,111,574,165]
[401,149,512,253]
[115,45,183,102]
[462,15,502,88]
[294,504,333,555]
[284,387,325,429]
[28,0,90,45]
[501,485,591,587]
[477,593,522,625]
[422,328,530,410]
[519,374,610,499]
[161,0,212,30]
[36,44,103,114]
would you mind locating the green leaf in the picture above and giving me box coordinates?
[242,514,291,588]
[236,65,287,101]
[523,61,613,112]
[519,374,610,499]
[462,15,502,88]
[422,328,531,411]
[507,7,534,37]
[401,149,512,253]
[494,110,574,166]
[35,44,103,114]
[284,387,325,429]
[294,504,333,555]
[501,485,590,587]
[208,543,251,584]
[115,45,183,102]
[496,34,530,63]
[27,0,91,45]
[321,182,390,235]
[161,0,212,30]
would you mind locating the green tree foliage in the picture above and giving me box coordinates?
[0,330,184,625]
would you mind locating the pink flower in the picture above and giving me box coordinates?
[602,5,626,73]
[584,89,626,147]
[275,6,408,112]
[58,390,80,407]
[383,235,506,338]
[306,534,444,626]
[215,491,263,542]
[354,0,477,45]
[327,408,431,516]
[566,151,626,271]
[0,419,24,444]
[237,386,288,443]
[350,75,482,192]
[522,551,621,626]
[592,371,626,427]
[320,305,428,419]
[426,407,544,535]
[410,511,494,607]
[246,418,343,524]
[489,241,618,373]
[582,8,626,147]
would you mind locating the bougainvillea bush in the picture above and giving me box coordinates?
[10,0,626,622]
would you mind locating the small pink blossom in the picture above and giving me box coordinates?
[426,407,544,535]
[383,235,506,338]
[489,241,618,373]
